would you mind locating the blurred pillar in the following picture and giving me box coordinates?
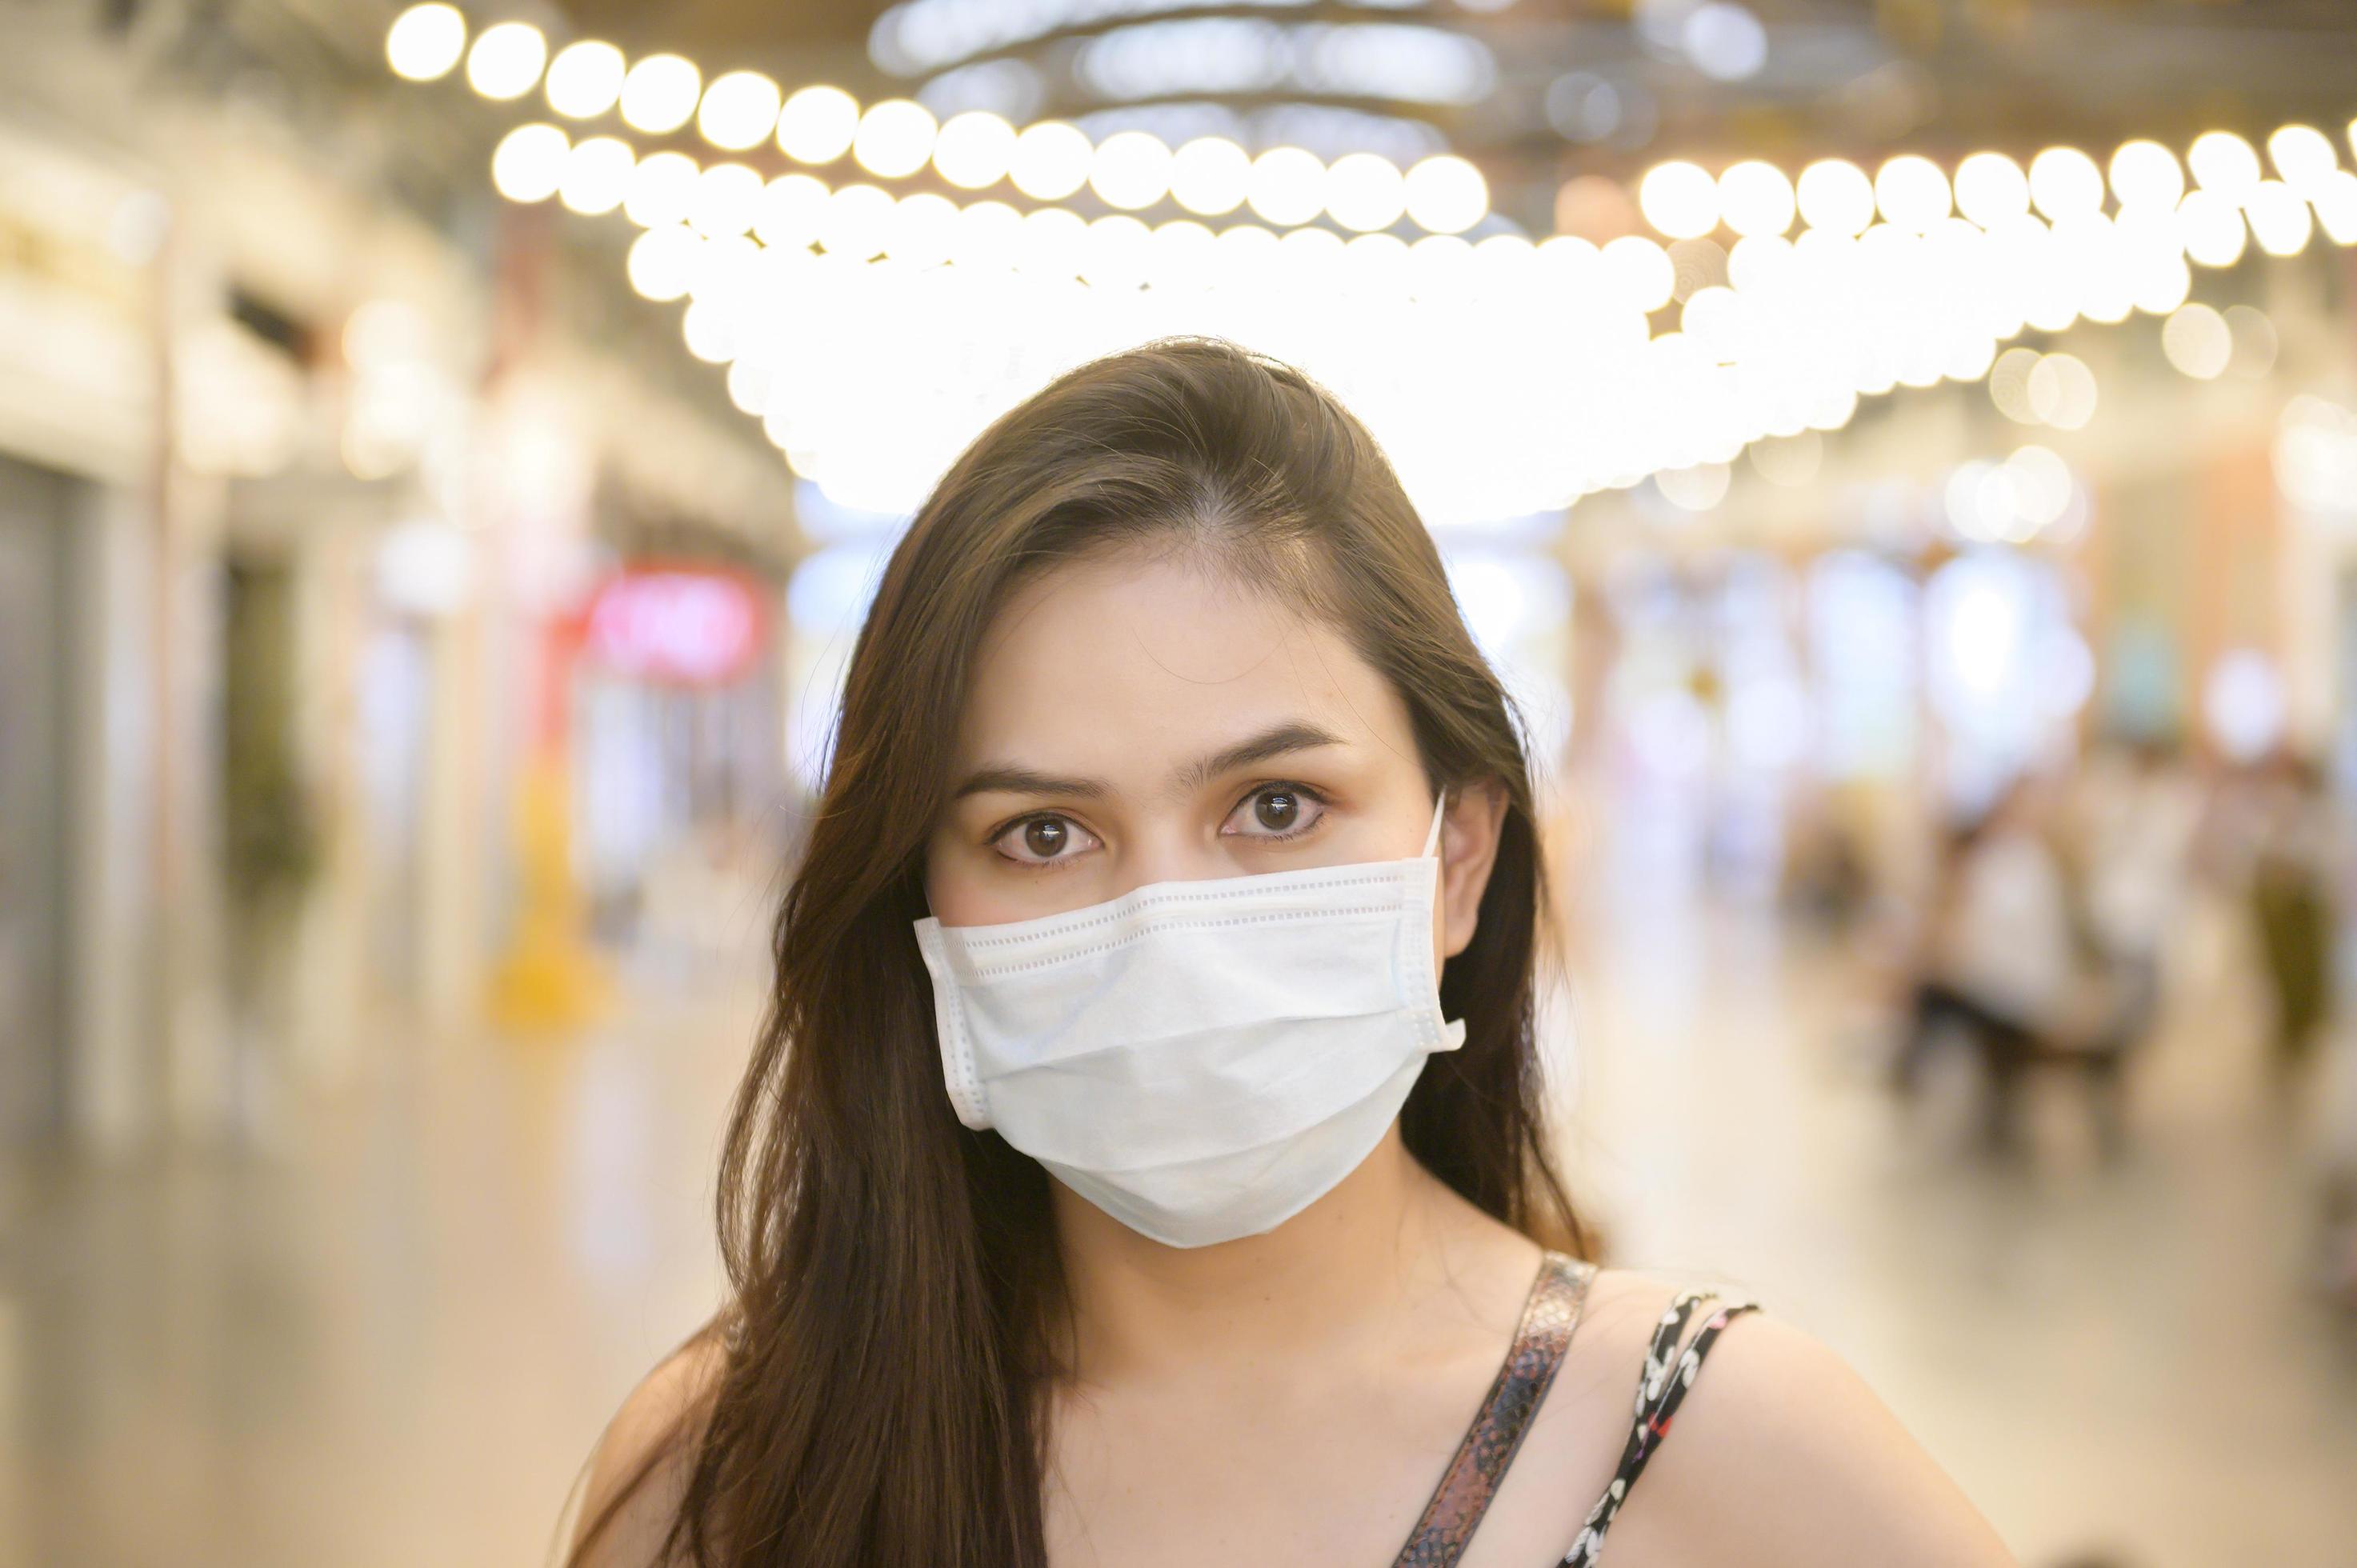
[0,126,209,1153]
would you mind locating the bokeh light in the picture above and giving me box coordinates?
[465,22,546,102]
[1090,131,1173,212]
[777,86,861,164]
[1170,138,1251,217]
[2226,302,2279,377]
[2161,302,2231,378]
[2266,124,2339,194]
[1955,153,2030,226]
[2107,140,2185,209]
[622,150,701,228]
[1247,147,1326,228]
[626,223,699,301]
[1796,159,1875,235]
[2188,130,2262,200]
[559,137,634,217]
[2316,171,2357,244]
[852,100,938,180]
[933,112,1016,190]
[1875,154,1951,232]
[544,42,626,119]
[2176,188,2249,266]
[2245,180,2314,256]
[1010,121,1093,201]
[1326,153,1408,233]
[1601,234,1675,311]
[688,163,762,239]
[1717,161,1795,238]
[818,183,894,260]
[1641,161,1720,239]
[1403,155,1487,234]
[619,54,701,135]
[697,72,783,153]
[385,3,465,82]
[2029,146,2105,220]
[2026,351,2098,429]
[753,173,830,250]
[490,122,568,203]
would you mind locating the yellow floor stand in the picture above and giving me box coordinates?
[488,756,610,1035]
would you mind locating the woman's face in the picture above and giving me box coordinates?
[923,548,1506,975]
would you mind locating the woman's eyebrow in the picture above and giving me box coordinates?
[1174,720,1349,793]
[950,763,1108,803]
[950,720,1349,802]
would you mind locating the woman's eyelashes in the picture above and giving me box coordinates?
[987,783,1332,869]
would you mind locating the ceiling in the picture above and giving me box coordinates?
[518,1,2357,249]
[546,0,2357,154]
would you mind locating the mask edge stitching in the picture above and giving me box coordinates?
[956,903,1410,978]
[948,867,1423,950]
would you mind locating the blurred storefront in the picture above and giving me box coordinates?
[0,10,796,1154]
[1531,234,2357,900]
[574,550,790,961]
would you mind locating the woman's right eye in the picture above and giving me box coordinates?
[991,814,1102,868]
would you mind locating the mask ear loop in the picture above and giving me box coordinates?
[1422,788,1467,1050]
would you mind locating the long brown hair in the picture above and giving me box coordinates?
[570,337,1587,1566]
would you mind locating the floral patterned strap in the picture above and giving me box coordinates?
[1390,1251,1598,1567]
[1559,1290,1761,1567]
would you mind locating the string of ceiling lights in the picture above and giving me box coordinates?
[381,3,2357,527]
[383,5,1493,235]
[386,4,2357,258]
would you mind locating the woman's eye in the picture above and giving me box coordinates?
[992,814,1100,867]
[1226,785,1327,841]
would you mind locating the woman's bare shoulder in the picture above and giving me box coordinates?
[565,1331,730,1568]
[1563,1269,2019,1566]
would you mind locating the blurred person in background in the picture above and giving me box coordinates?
[1892,775,2083,1152]
[2063,734,2208,1151]
[2247,749,2339,1087]
[560,342,2017,1567]
[1784,786,1878,939]
[2230,749,2357,1312]
[2074,736,2203,1038]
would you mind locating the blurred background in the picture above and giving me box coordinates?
[3,0,2356,1562]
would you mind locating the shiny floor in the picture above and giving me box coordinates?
[4,869,2355,1566]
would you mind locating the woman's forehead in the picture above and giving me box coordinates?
[954,554,1407,779]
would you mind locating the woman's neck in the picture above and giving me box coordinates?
[1052,1125,1535,1389]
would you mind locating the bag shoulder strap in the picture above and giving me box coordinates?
[1390,1250,1596,1568]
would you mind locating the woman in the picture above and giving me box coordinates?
[565,340,2015,1566]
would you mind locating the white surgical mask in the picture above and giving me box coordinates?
[912,790,1464,1248]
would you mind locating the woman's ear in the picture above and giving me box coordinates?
[1438,777,1510,961]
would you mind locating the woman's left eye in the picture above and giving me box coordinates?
[990,814,1102,868]
[1224,784,1329,841]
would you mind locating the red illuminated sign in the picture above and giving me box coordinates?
[578,565,769,686]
